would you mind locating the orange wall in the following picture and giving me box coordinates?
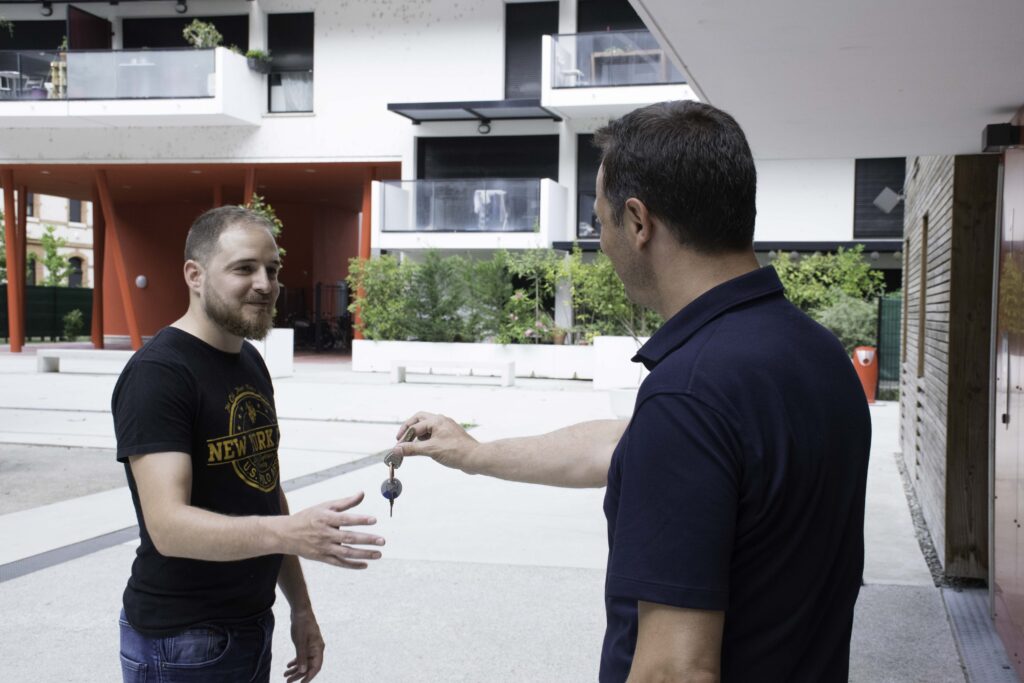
[103,203,197,337]
[103,202,360,336]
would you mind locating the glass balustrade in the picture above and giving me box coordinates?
[381,179,543,233]
[0,48,216,101]
[551,31,686,89]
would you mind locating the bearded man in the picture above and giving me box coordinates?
[112,206,384,683]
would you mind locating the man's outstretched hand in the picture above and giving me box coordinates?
[391,412,481,474]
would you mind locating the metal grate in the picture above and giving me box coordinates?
[943,588,1020,682]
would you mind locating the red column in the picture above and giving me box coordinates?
[91,187,105,349]
[213,184,223,208]
[95,170,143,351]
[243,167,256,205]
[2,170,23,352]
[353,165,376,340]
[15,185,27,349]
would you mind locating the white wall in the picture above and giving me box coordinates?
[0,0,510,164]
[753,158,855,243]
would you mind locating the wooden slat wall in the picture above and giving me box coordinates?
[901,155,955,562]
[900,155,997,579]
[945,155,997,578]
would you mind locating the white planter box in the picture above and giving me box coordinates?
[248,327,294,379]
[592,336,650,390]
[352,339,593,380]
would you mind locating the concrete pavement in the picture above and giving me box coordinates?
[0,350,1014,681]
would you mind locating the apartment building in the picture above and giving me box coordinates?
[0,192,95,287]
[0,0,900,351]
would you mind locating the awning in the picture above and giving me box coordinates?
[387,98,562,124]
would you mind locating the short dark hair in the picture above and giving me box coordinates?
[184,206,276,264]
[594,100,757,253]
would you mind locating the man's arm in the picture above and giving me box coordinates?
[277,489,326,683]
[391,412,626,488]
[626,601,724,683]
[129,451,384,566]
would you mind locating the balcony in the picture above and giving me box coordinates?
[371,178,570,251]
[0,47,262,127]
[541,30,696,119]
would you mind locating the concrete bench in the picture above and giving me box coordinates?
[390,359,515,387]
[36,349,135,373]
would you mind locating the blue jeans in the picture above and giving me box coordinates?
[119,608,274,683]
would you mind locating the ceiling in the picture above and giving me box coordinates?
[1,162,400,210]
[632,0,1024,159]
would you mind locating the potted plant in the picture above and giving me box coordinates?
[182,19,223,49]
[245,49,272,74]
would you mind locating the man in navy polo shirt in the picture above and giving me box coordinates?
[393,100,871,682]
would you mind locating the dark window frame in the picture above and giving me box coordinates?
[854,157,906,239]
[267,12,315,114]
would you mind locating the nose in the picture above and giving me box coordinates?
[251,267,271,294]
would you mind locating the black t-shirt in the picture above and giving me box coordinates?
[601,267,871,682]
[112,326,283,636]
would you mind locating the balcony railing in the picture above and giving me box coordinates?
[0,48,216,101]
[550,31,686,89]
[381,179,543,233]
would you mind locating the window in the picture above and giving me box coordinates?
[68,257,83,288]
[576,0,647,32]
[916,214,928,378]
[576,134,602,238]
[25,253,36,286]
[69,199,82,223]
[26,192,34,218]
[268,13,314,113]
[505,2,558,99]
[122,15,249,50]
[417,136,559,180]
[854,158,905,238]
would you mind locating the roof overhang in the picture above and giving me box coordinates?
[387,99,562,125]
[630,0,1024,158]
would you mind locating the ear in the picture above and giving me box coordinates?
[183,259,204,295]
[622,197,654,250]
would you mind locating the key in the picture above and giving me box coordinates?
[384,426,417,469]
[381,427,415,517]
[381,463,402,517]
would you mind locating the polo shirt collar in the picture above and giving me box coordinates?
[633,266,785,369]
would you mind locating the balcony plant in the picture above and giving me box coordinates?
[182,19,223,49]
[245,49,272,74]
[241,193,285,257]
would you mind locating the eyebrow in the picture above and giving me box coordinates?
[225,258,282,268]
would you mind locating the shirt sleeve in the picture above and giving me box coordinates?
[606,392,742,611]
[112,359,197,462]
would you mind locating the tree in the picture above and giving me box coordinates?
[40,225,72,286]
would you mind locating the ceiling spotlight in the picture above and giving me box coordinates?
[175,1,188,14]
[41,2,53,17]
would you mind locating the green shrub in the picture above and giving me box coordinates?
[346,255,412,340]
[812,293,877,354]
[466,251,513,342]
[407,250,467,342]
[772,245,885,315]
[63,308,84,340]
[566,248,661,341]
[348,248,666,344]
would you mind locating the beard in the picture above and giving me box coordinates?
[203,284,276,341]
